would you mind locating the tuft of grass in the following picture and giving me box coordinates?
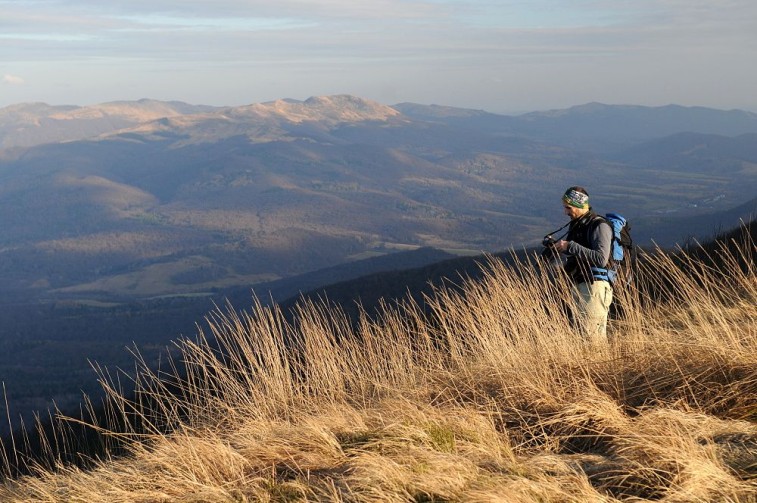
[424,424,456,454]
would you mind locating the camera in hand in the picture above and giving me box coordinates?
[540,234,560,261]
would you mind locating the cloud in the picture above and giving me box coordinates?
[1,1,755,110]
[73,0,449,20]
[2,75,25,86]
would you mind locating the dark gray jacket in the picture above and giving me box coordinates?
[564,212,612,284]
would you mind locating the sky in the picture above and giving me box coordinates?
[1,0,756,113]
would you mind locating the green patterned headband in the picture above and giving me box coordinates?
[562,188,589,209]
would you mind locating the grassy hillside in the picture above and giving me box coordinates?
[0,247,456,437]
[0,223,754,501]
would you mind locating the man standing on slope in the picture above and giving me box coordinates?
[551,187,613,344]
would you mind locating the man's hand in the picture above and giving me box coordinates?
[555,240,570,253]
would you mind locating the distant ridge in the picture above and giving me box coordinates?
[112,95,404,144]
[392,101,757,152]
[0,99,218,149]
[516,102,757,145]
[0,95,400,150]
[392,102,491,119]
[5,97,757,152]
[230,95,401,124]
[613,132,757,171]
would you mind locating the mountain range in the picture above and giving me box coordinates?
[1,95,755,305]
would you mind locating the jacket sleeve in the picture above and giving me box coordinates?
[566,220,612,267]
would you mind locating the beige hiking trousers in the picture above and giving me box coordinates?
[573,280,613,345]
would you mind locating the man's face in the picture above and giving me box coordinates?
[563,204,586,220]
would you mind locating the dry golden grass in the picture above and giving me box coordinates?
[0,232,755,502]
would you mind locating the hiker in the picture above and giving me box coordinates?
[549,187,613,344]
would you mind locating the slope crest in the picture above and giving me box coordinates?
[228,94,401,125]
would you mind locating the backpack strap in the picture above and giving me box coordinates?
[591,266,616,283]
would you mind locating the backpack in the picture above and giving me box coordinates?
[590,212,636,285]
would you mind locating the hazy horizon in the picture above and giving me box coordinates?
[2,95,757,118]
[2,1,756,114]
